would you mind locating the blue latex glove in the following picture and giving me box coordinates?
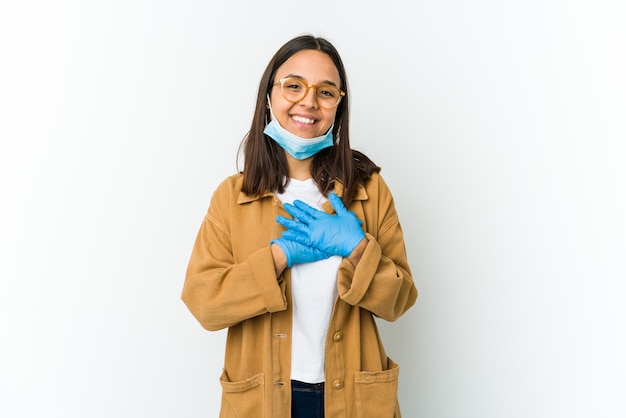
[276,192,365,257]
[271,235,331,268]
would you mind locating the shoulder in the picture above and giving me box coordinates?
[215,172,244,192]
[362,171,394,201]
[356,171,402,237]
[210,172,273,209]
[206,173,244,220]
[210,173,244,201]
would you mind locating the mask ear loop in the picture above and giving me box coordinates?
[265,94,275,125]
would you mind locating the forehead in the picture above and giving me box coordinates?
[275,50,341,84]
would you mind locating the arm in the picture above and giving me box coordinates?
[347,237,367,267]
[271,242,288,276]
[336,177,417,321]
[181,191,287,331]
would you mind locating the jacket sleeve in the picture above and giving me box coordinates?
[181,184,287,331]
[336,176,417,321]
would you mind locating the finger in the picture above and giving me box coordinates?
[276,216,307,232]
[283,202,315,224]
[292,200,324,219]
[282,230,313,246]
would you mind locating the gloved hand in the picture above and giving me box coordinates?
[271,235,331,268]
[276,192,365,257]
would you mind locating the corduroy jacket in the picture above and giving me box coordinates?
[182,172,417,418]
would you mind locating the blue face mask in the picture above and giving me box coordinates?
[263,97,334,160]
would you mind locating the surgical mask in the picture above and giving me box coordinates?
[263,97,334,160]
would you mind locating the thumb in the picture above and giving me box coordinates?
[329,192,349,216]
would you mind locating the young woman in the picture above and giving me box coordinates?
[182,35,417,418]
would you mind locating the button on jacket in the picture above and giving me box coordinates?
[182,172,417,418]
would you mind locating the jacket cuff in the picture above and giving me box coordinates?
[249,246,287,313]
[337,233,381,305]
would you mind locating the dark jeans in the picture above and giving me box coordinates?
[291,380,324,418]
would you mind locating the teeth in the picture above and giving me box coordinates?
[292,115,315,124]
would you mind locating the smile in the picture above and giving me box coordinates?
[291,115,316,124]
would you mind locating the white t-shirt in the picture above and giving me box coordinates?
[275,178,341,384]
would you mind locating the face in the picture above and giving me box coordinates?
[269,50,341,139]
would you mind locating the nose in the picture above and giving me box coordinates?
[299,86,319,108]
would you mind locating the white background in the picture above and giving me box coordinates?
[1,1,625,417]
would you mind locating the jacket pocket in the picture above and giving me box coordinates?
[219,369,265,418]
[354,358,400,418]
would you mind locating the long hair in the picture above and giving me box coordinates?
[238,35,380,205]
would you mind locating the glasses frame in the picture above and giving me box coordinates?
[273,77,345,109]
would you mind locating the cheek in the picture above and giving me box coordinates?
[324,110,338,126]
[269,97,290,121]
[269,89,280,105]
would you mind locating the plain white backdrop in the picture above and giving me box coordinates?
[1,1,625,417]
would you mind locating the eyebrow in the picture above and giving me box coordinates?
[284,74,340,87]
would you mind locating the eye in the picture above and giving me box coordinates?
[283,79,304,91]
[318,86,338,99]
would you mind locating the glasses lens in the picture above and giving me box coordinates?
[316,85,342,108]
[280,78,307,102]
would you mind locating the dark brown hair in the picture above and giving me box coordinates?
[239,35,380,205]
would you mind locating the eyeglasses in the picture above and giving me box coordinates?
[273,77,345,109]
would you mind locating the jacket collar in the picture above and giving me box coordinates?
[237,180,368,205]
[237,190,274,204]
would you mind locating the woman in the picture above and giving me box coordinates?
[182,35,417,418]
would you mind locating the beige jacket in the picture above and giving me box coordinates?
[182,172,417,418]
